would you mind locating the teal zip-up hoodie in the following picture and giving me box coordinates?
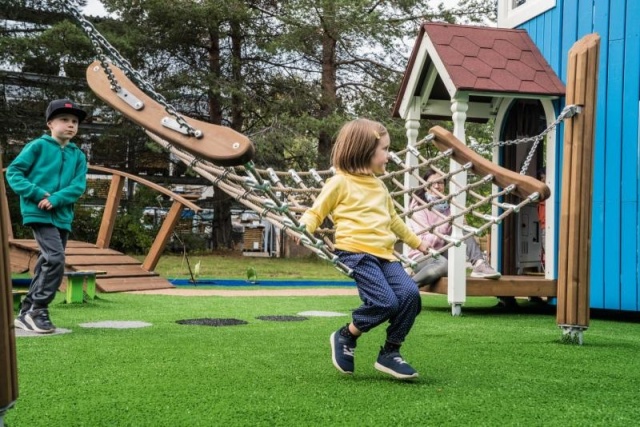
[6,134,87,231]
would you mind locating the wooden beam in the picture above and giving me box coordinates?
[95,174,124,249]
[429,125,551,200]
[556,33,600,329]
[423,276,557,297]
[0,153,18,412]
[142,201,184,272]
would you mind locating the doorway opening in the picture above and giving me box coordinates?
[499,99,547,276]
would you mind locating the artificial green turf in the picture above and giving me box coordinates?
[6,293,640,426]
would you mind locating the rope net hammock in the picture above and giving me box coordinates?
[146,123,560,277]
[55,1,580,277]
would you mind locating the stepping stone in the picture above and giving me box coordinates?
[297,310,348,317]
[79,321,152,329]
[256,315,308,322]
[15,328,72,337]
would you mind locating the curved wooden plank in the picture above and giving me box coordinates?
[429,125,550,201]
[88,165,201,211]
[86,61,254,166]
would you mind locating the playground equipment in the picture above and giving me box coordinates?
[556,34,601,345]
[7,3,600,338]
[0,154,18,427]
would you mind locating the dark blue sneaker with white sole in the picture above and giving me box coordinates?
[25,308,56,334]
[374,349,419,380]
[330,329,356,374]
[14,312,33,331]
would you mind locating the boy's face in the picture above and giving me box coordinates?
[47,113,80,143]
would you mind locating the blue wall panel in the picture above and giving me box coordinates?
[590,0,612,308]
[603,38,623,309]
[577,0,594,39]
[620,0,640,310]
[518,0,640,311]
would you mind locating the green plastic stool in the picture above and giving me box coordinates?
[63,271,106,304]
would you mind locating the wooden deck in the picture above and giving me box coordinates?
[422,275,557,297]
[9,239,173,293]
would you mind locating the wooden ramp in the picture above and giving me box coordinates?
[422,275,557,297]
[9,239,173,293]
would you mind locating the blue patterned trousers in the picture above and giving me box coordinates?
[337,251,421,345]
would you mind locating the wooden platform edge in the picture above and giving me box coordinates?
[421,276,557,297]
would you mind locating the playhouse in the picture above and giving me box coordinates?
[395,0,639,312]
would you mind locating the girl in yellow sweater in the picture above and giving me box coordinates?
[300,118,429,380]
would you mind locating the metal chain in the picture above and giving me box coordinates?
[56,0,201,137]
[484,104,581,175]
[490,104,582,149]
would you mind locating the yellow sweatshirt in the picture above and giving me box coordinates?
[299,172,421,261]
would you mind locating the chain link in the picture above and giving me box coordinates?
[489,104,582,175]
[57,0,201,137]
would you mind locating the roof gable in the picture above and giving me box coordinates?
[393,22,565,120]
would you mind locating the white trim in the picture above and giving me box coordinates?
[422,100,498,120]
[538,99,557,280]
[398,34,430,119]
[422,35,458,99]
[498,0,556,29]
[448,95,469,314]
[492,98,514,272]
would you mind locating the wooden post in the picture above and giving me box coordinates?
[95,174,124,249]
[556,34,600,344]
[0,169,12,241]
[142,200,185,272]
[0,154,18,419]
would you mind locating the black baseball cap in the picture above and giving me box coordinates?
[45,99,87,122]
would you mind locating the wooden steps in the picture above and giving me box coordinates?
[8,239,173,293]
[422,275,557,297]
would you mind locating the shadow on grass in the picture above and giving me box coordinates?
[422,301,556,316]
[423,300,640,324]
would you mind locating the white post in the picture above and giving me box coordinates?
[449,95,469,316]
[403,99,421,256]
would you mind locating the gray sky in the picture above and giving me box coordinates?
[83,0,462,17]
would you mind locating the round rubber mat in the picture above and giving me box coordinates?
[176,318,248,326]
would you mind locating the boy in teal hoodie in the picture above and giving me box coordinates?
[7,99,88,333]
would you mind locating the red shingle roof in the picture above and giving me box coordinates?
[393,22,565,118]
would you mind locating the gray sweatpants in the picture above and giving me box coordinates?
[20,224,68,311]
[412,235,485,286]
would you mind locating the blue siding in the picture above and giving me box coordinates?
[604,39,623,309]
[518,0,640,311]
[591,0,611,308]
[621,0,640,310]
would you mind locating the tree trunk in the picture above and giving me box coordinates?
[207,26,233,249]
[230,19,244,131]
[210,189,233,249]
[318,3,338,168]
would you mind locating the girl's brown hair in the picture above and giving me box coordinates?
[331,118,388,174]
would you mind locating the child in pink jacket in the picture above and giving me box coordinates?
[407,168,501,287]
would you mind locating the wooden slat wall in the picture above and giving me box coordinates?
[557,34,600,327]
[1,154,18,412]
[519,0,640,312]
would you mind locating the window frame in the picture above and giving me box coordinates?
[497,0,557,28]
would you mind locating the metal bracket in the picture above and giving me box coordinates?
[116,87,144,110]
[161,117,196,136]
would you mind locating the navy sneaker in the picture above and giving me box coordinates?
[14,312,33,331]
[330,329,357,374]
[25,308,56,334]
[374,349,419,380]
